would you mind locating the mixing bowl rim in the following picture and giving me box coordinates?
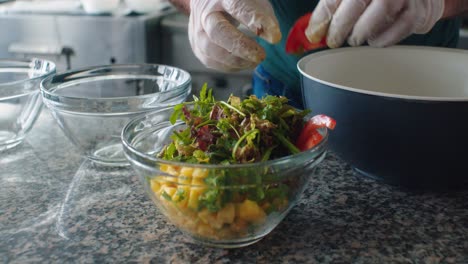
[39,63,192,102]
[0,58,57,90]
[297,45,468,102]
[121,105,329,170]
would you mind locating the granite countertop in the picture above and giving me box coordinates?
[1,109,467,263]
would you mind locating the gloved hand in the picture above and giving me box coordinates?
[189,0,281,72]
[305,0,445,48]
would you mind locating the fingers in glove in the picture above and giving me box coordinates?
[327,0,371,48]
[193,31,257,72]
[204,11,266,64]
[194,47,256,72]
[221,0,281,43]
[347,0,407,47]
[367,7,416,47]
[306,0,341,43]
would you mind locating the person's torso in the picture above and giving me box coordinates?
[258,0,461,93]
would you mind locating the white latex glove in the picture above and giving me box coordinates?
[189,0,281,72]
[305,0,445,48]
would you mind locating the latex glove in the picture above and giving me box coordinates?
[189,0,281,72]
[305,0,445,48]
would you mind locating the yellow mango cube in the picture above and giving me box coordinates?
[192,168,208,178]
[217,203,235,225]
[172,187,189,208]
[178,175,191,185]
[180,167,194,177]
[150,179,161,193]
[230,219,248,233]
[160,164,169,172]
[197,223,215,237]
[187,187,205,209]
[191,168,208,186]
[160,185,177,199]
[238,200,266,223]
[191,177,205,186]
[198,209,216,224]
[198,209,223,229]
[166,166,179,176]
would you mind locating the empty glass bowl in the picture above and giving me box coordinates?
[121,106,329,248]
[40,64,191,166]
[0,58,56,151]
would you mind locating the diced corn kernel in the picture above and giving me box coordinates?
[217,203,235,224]
[238,199,266,223]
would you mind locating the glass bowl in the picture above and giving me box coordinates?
[121,105,329,248]
[40,64,191,166]
[0,58,56,151]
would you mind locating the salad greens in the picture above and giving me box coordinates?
[158,83,310,165]
[148,84,331,240]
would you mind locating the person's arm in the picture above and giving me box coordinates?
[443,0,468,18]
[168,0,190,15]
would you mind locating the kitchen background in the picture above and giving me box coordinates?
[1,0,468,99]
[0,0,253,100]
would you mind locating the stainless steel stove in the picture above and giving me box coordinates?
[0,4,173,72]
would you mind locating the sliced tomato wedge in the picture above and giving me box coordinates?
[285,12,327,55]
[296,114,336,151]
[298,129,323,152]
[310,114,336,130]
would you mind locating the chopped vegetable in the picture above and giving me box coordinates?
[159,83,310,164]
[285,12,327,55]
[296,114,336,151]
[150,84,335,241]
[310,114,337,130]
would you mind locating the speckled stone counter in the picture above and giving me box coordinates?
[1,109,467,263]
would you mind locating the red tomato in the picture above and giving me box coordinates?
[285,12,327,55]
[296,114,336,151]
[310,114,336,130]
[299,129,324,151]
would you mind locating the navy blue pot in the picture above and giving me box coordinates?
[298,46,468,189]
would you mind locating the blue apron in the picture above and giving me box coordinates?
[253,0,461,109]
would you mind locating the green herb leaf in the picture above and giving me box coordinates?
[161,191,172,201]
[170,103,184,125]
